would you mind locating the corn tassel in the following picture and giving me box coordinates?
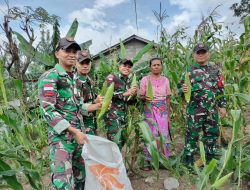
[147,79,153,100]
[127,74,137,101]
[184,70,191,103]
[98,82,114,119]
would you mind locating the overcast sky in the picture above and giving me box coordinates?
[0,0,243,55]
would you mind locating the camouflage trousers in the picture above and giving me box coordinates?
[183,112,219,163]
[50,140,85,190]
[104,114,127,150]
[83,117,97,136]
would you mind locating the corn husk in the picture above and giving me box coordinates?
[184,70,191,103]
[127,74,137,101]
[0,59,7,105]
[97,82,114,119]
[100,81,107,96]
[147,79,153,100]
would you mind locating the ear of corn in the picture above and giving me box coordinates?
[147,79,153,101]
[0,59,7,105]
[212,172,233,189]
[98,82,114,120]
[184,70,191,103]
[127,74,137,101]
[100,81,107,96]
[199,141,206,165]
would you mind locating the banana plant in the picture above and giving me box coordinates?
[66,18,78,38]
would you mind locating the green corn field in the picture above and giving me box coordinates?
[0,3,249,190]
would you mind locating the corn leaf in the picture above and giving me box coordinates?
[132,42,153,64]
[98,82,114,119]
[170,71,178,85]
[212,172,233,189]
[241,159,250,172]
[138,121,154,143]
[119,40,126,59]
[66,18,78,38]
[0,158,23,190]
[149,143,159,171]
[162,62,168,77]
[185,49,193,65]
[230,109,241,122]
[158,151,174,171]
[234,93,250,104]
[231,109,241,138]
[114,128,122,146]
[205,159,217,175]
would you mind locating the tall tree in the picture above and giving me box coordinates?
[230,0,250,22]
[0,4,59,105]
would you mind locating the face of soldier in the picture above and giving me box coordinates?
[193,50,209,65]
[55,48,78,68]
[76,60,91,76]
[150,59,162,75]
[119,63,132,77]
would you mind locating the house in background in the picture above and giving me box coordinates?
[92,34,158,66]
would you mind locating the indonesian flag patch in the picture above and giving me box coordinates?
[217,74,224,88]
[44,84,55,96]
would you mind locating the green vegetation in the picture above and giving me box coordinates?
[0,3,249,189]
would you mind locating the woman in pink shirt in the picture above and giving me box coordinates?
[140,57,171,164]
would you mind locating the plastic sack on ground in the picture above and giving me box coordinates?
[82,135,133,190]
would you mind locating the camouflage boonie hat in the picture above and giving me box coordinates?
[193,43,209,53]
[56,37,81,51]
[77,50,92,63]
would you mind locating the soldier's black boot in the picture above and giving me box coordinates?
[183,155,195,174]
[182,155,194,165]
[206,153,215,163]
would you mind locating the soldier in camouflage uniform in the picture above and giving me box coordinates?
[76,50,103,135]
[178,43,227,165]
[104,59,137,150]
[38,37,89,190]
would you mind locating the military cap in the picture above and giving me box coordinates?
[193,43,209,53]
[119,58,133,66]
[56,37,81,51]
[77,50,92,63]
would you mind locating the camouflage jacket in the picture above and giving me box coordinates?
[76,74,97,123]
[106,73,134,111]
[178,63,226,114]
[38,64,89,143]
[76,75,96,104]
